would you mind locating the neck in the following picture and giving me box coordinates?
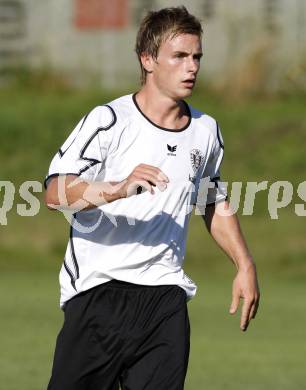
[135,84,190,131]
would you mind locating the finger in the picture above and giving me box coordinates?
[156,181,167,192]
[250,298,260,319]
[136,165,169,182]
[156,170,169,182]
[147,177,168,191]
[135,173,163,187]
[136,174,168,191]
[229,293,240,314]
[240,299,252,331]
[249,303,256,321]
[126,180,153,196]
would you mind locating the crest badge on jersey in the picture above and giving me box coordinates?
[189,148,205,183]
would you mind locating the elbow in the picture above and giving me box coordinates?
[44,178,61,210]
[44,189,59,210]
[44,175,80,211]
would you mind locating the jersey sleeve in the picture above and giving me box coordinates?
[44,105,116,188]
[201,122,227,205]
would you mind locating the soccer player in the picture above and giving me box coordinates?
[44,6,260,390]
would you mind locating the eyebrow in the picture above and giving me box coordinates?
[173,51,203,57]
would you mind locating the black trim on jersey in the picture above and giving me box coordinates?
[210,176,221,189]
[211,176,220,183]
[206,195,228,206]
[44,172,80,189]
[132,93,191,132]
[80,106,116,156]
[216,121,224,149]
[205,173,227,206]
[80,105,116,158]
[69,223,80,278]
[44,105,117,188]
[65,219,80,291]
[75,104,117,176]
[63,258,77,291]
[58,113,89,158]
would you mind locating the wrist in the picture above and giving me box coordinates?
[108,180,127,200]
[115,180,127,199]
[235,257,256,272]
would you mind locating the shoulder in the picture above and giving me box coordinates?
[104,94,135,126]
[188,103,224,149]
[84,104,117,131]
[189,104,217,133]
[83,94,133,131]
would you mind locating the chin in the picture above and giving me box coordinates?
[178,88,193,99]
[167,87,193,101]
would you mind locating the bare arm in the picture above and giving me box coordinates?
[203,200,260,332]
[44,164,169,211]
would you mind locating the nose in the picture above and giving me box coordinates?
[188,57,199,74]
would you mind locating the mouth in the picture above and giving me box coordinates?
[182,79,196,88]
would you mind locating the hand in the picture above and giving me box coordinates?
[119,164,169,197]
[229,263,260,332]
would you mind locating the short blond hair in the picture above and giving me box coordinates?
[135,6,203,85]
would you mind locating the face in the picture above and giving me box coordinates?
[142,33,202,100]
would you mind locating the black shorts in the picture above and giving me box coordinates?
[47,280,190,390]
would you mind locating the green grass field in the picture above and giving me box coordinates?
[0,85,306,389]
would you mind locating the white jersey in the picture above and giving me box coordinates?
[45,93,227,309]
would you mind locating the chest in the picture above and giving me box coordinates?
[101,123,213,185]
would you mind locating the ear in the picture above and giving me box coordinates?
[140,52,155,73]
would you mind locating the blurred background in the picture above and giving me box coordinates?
[0,0,306,389]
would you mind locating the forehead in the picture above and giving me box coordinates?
[160,33,202,53]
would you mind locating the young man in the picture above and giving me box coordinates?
[45,6,260,390]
